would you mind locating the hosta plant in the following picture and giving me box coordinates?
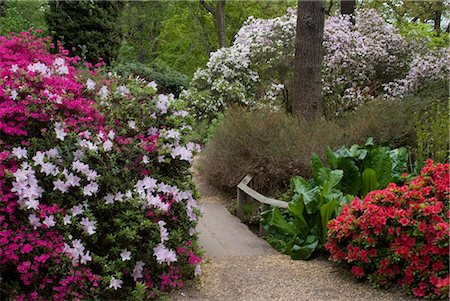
[261,139,409,260]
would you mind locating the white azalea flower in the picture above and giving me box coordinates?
[109,277,123,290]
[120,250,131,261]
[12,147,27,159]
[86,79,96,90]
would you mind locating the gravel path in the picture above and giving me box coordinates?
[169,159,418,301]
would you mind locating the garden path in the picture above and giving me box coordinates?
[169,158,418,301]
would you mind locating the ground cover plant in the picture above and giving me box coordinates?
[326,160,449,299]
[0,32,202,300]
[261,140,410,260]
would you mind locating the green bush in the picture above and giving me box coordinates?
[415,100,449,164]
[45,0,123,64]
[339,82,448,156]
[112,62,188,96]
[261,140,409,260]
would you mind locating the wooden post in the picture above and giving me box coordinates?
[237,187,244,220]
[259,204,269,237]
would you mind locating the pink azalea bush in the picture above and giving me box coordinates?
[326,160,449,299]
[1,32,202,300]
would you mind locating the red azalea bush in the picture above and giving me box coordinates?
[326,160,449,299]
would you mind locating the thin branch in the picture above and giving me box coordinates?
[200,0,216,15]
[325,0,333,16]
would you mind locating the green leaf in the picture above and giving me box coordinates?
[336,157,361,195]
[262,207,297,236]
[319,168,344,195]
[361,168,379,196]
[290,236,319,260]
[364,148,392,188]
[288,198,309,239]
[326,147,338,169]
[297,186,320,215]
[311,153,324,184]
[390,147,409,183]
[292,177,319,214]
[365,137,374,146]
[319,199,338,244]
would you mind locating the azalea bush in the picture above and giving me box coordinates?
[183,8,449,119]
[326,160,449,299]
[0,32,202,300]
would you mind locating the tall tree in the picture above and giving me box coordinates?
[200,0,227,48]
[46,0,123,64]
[341,0,356,15]
[292,0,325,120]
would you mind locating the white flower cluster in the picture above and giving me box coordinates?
[63,239,92,265]
[185,8,449,118]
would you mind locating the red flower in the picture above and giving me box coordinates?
[351,265,365,277]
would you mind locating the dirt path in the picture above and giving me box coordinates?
[170,159,418,301]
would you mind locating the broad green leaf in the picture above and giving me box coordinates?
[292,177,319,214]
[336,157,361,195]
[288,198,309,239]
[390,147,409,182]
[326,147,338,169]
[361,168,379,196]
[319,199,338,244]
[311,153,325,184]
[365,137,374,146]
[263,207,297,236]
[290,236,319,260]
[320,168,344,194]
[297,186,320,214]
[364,148,392,188]
[292,176,311,194]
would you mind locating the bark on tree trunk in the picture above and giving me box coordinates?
[433,3,442,36]
[216,0,226,48]
[292,0,325,120]
[200,0,227,49]
[341,0,355,15]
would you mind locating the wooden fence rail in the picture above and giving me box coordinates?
[236,175,288,237]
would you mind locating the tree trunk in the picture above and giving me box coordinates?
[340,0,355,15]
[433,2,442,36]
[200,0,226,49]
[216,0,226,48]
[292,0,325,120]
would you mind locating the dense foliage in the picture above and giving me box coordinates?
[184,8,449,119]
[112,62,189,97]
[0,32,201,300]
[45,0,123,64]
[261,140,409,260]
[326,160,449,299]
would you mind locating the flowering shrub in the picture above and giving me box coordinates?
[326,160,449,299]
[1,32,202,300]
[183,9,449,119]
[0,31,102,143]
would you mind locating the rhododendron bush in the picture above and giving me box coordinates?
[0,32,202,300]
[326,160,449,299]
[183,8,449,119]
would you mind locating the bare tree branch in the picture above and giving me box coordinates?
[200,0,215,15]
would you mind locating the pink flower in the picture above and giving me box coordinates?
[21,244,33,254]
